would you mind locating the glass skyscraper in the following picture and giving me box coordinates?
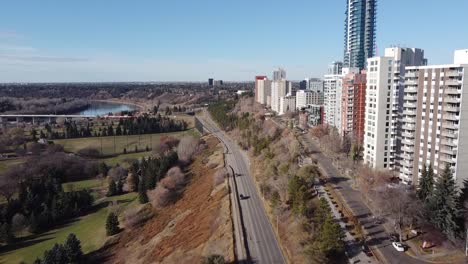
[343,0,377,70]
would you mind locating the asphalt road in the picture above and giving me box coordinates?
[199,112,286,264]
[301,134,426,264]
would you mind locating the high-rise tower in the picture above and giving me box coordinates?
[344,0,377,70]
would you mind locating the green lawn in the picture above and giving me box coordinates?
[0,159,23,174]
[53,129,198,156]
[63,179,102,192]
[0,192,138,264]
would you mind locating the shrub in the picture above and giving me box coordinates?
[77,147,101,158]
[202,255,226,264]
[123,205,154,229]
[213,169,226,186]
[160,167,185,189]
[148,186,172,209]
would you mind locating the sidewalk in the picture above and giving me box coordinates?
[316,181,377,264]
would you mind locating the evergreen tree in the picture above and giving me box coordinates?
[106,212,120,236]
[43,243,67,264]
[430,164,461,240]
[417,164,434,201]
[107,180,117,197]
[138,179,148,204]
[457,179,468,234]
[0,222,14,244]
[63,233,83,263]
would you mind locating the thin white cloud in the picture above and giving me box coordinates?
[0,54,88,62]
[0,45,36,53]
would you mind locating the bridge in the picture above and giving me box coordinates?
[0,114,133,126]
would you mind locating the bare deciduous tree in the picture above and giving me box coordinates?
[213,169,227,186]
[177,136,199,163]
[148,186,172,209]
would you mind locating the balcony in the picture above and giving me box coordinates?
[403,110,416,116]
[440,147,455,155]
[442,131,458,138]
[402,139,415,146]
[441,139,457,147]
[403,102,417,108]
[443,114,459,121]
[445,79,461,86]
[445,97,460,104]
[445,88,460,94]
[406,72,419,78]
[402,124,416,131]
[402,146,414,153]
[446,71,461,77]
[402,132,415,138]
[440,155,455,164]
[445,105,460,112]
[405,118,417,124]
[405,86,418,93]
[405,80,418,86]
[405,95,418,101]
[400,159,414,168]
[442,122,458,130]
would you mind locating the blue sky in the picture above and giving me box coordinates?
[1,0,467,82]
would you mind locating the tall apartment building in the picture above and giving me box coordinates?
[308,78,324,93]
[273,68,286,81]
[344,0,377,70]
[324,74,343,129]
[328,61,343,75]
[399,49,468,186]
[271,79,291,113]
[255,76,271,105]
[296,90,324,109]
[279,96,296,115]
[364,47,427,170]
[341,69,367,143]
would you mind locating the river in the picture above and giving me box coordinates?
[75,101,138,116]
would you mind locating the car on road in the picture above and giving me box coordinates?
[239,194,249,200]
[392,242,406,252]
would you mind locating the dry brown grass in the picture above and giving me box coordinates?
[100,135,234,264]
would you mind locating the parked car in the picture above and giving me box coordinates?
[392,242,405,252]
[389,233,399,242]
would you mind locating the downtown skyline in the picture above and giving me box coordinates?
[1,0,468,82]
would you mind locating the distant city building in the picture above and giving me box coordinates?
[364,47,427,171]
[273,68,287,81]
[344,0,377,70]
[214,80,224,86]
[307,78,324,93]
[328,61,343,75]
[271,79,291,113]
[399,49,468,186]
[299,80,308,90]
[208,78,214,86]
[279,95,296,115]
[296,90,323,109]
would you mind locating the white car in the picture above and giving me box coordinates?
[392,242,405,252]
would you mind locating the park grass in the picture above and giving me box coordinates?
[100,151,152,167]
[0,192,138,264]
[53,129,198,156]
[62,179,102,192]
[0,159,23,174]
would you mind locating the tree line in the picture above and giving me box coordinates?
[37,115,188,140]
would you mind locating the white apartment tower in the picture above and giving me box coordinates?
[296,90,323,109]
[399,49,468,186]
[255,76,271,105]
[364,47,426,170]
[279,96,296,115]
[271,79,291,113]
[324,74,343,129]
